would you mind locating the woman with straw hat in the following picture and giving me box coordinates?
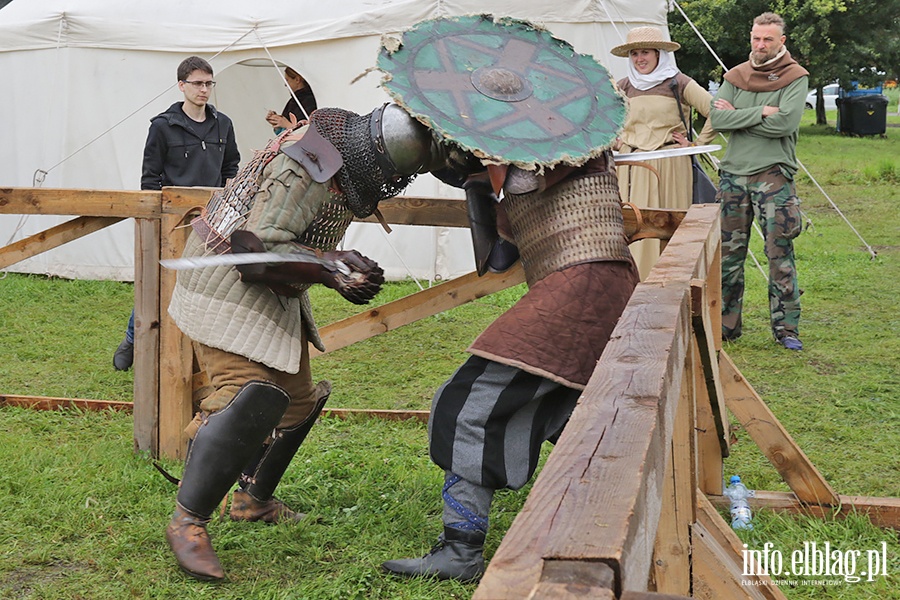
[611,26,716,278]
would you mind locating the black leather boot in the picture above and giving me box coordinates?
[231,382,330,523]
[166,380,290,581]
[382,526,486,582]
[113,338,134,371]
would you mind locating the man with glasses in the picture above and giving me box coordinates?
[113,56,240,370]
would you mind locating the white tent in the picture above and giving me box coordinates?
[0,0,669,282]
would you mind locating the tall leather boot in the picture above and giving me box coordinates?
[382,473,492,582]
[230,382,330,523]
[166,380,290,581]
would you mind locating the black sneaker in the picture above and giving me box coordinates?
[113,339,134,370]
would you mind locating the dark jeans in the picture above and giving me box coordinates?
[126,309,135,343]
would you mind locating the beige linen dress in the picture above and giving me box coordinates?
[616,73,715,278]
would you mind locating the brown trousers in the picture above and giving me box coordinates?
[186,333,320,438]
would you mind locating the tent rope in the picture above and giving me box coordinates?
[671,1,728,72]
[599,1,628,38]
[673,0,877,259]
[32,85,178,187]
[251,26,426,287]
[252,28,309,122]
[373,224,427,292]
[31,27,257,187]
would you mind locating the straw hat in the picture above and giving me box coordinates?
[610,27,681,57]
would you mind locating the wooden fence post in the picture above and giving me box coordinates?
[133,217,161,455]
[155,190,200,459]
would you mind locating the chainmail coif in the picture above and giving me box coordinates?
[310,107,416,218]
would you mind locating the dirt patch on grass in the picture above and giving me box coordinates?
[807,357,840,376]
[0,560,90,599]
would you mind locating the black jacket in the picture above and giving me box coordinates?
[140,102,240,191]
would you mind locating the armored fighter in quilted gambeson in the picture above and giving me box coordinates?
[163,103,459,581]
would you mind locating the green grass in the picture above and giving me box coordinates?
[1,115,899,598]
[0,407,530,599]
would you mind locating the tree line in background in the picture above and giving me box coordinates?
[669,0,900,125]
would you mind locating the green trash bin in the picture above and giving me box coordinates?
[836,94,889,135]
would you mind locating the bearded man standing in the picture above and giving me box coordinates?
[710,12,808,350]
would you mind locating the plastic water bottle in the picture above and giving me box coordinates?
[724,475,755,530]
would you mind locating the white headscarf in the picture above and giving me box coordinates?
[627,49,680,91]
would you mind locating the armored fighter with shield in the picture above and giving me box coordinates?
[162,103,466,581]
[374,15,639,582]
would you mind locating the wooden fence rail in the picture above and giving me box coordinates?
[2,186,897,598]
[0,185,681,460]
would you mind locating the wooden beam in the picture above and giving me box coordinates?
[0,187,685,242]
[530,561,617,599]
[691,279,729,458]
[0,216,123,269]
[650,204,724,496]
[474,286,693,599]
[651,341,697,596]
[707,490,900,531]
[719,351,839,506]
[475,205,718,599]
[312,264,526,356]
[133,218,161,455]
[0,394,432,426]
[542,286,691,594]
[156,205,194,460]
[0,187,162,218]
[155,187,214,216]
[0,395,132,412]
[694,493,787,599]
[644,204,720,287]
[357,196,469,228]
[707,245,723,352]
[622,592,692,600]
[533,585,615,600]
[694,340,723,496]
[322,408,428,423]
[357,198,685,241]
[692,520,771,600]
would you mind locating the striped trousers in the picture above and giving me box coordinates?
[428,355,581,491]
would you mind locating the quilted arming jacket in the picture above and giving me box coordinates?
[168,153,346,374]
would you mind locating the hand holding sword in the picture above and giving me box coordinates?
[160,230,384,305]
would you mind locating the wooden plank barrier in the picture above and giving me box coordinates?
[0,186,682,458]
[3,187,899,598]
[473,204,720,599]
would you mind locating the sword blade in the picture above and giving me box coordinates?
[160,251,343,272]
[613,144,721,163]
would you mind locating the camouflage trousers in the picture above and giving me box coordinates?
[719,167,803,341]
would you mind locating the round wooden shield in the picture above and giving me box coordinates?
[377,15,626,169]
